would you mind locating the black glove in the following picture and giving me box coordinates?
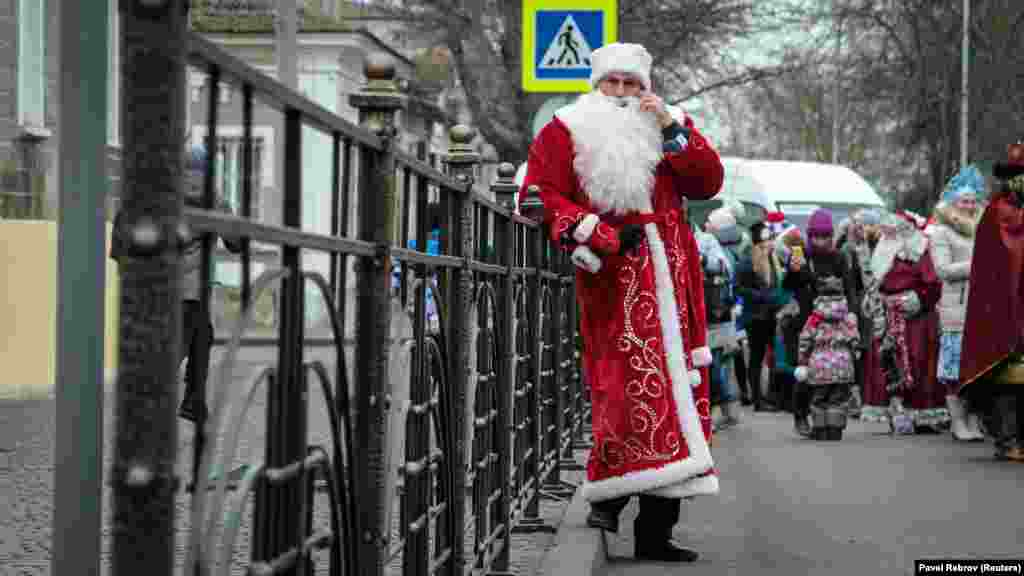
[619,223,645,255]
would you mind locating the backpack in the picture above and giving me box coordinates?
[703,260,734,325]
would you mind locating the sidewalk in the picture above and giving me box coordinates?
[539,409,1024,576]
[0,344,585,576]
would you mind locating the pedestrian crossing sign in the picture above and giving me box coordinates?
[522,0,617,93]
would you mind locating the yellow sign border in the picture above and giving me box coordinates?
[521,0,618,93]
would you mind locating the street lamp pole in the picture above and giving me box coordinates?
[960,0,970,169]
[832,3,842,165]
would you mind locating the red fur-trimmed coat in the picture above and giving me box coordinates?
[520,109,724,502]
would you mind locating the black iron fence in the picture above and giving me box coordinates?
[114,12,589,576]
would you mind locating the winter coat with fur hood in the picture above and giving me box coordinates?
[928,202,978,332]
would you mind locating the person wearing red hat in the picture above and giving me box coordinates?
[959,142,1024,461]
[519,41,724,560]
[860,211,944,434]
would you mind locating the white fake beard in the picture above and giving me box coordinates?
[870,229,927,281]
[561,92,663,215]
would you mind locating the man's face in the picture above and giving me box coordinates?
[863,224,880,242]
[598,72,644,99]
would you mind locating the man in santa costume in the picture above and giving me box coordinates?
[519,42,723,562]
[860,210,944,433]
[960,142,1024,461]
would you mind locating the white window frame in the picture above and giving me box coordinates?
[16,0,47,132]
[189,125,276,193]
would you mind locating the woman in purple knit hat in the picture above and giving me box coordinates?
[782,208,861,437]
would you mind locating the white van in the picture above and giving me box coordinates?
[715,157,888,231]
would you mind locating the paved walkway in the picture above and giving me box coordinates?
[0,345,580,576]
[591,411,1023,575]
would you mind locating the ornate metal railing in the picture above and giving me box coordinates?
[111,5,589,576]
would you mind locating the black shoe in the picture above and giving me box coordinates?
[795,417,812,438]
[827,428,843,441]
[740,397,753,407]
[586,508,619,533]
[635,540,699,563]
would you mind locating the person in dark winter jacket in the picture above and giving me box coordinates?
[833,209,881,417]
[735,220,787,411]
[696,227,742,429]
[796,276,861,440]
[707,207,751,405]
[773,225,807,416]
[780,209,859,436]
[110,144,243,424]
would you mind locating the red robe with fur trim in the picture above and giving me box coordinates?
[960,192,1024,390]
[521,105,724,502]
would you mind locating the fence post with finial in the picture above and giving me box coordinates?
[490,161,519,571]
[442,124,480,576]
[349,52,407,576]
[108,1,187,575]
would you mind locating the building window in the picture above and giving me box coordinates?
[210,136,266,219]
[108,0,121,146]
[17,0,46,130]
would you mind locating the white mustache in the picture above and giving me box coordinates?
[600,94,641,110]
[612,96,640,109]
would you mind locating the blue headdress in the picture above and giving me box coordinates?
[941,164,985,204]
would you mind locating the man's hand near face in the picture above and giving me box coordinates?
[638,91,674,129]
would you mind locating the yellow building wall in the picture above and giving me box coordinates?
[0,221,120,400]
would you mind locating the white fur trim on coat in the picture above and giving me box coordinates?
[688,369,703,389]
[582,222,717,503]
[572,213,601,244]
[570,245,602,274]
[691,346,713,368]
[645,473,719,499]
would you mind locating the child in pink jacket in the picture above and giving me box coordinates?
[795,276,862,440]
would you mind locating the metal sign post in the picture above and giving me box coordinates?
[521,0,617,93]
[52,0,107,573]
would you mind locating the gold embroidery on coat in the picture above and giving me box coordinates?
[594,218,694,470]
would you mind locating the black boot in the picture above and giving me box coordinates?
[825,409,847,441]
[635,539,700,562]
[586,496,628,533]
[634,495,698,562]
[794,412,811,437]
[810,408,827,440]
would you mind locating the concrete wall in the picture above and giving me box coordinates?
[0,221,120,399]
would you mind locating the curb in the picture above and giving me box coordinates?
[538,479,607,576]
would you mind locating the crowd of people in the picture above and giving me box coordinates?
[696,161,1023,460]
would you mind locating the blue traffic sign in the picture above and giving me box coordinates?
[522,0,617,93]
